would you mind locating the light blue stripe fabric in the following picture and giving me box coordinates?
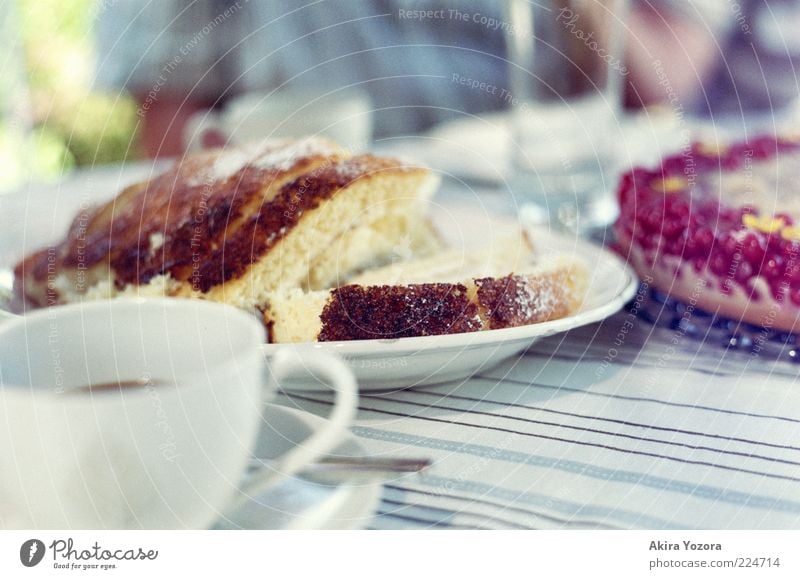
[377,498,463,528]
[353,427,800,520]
[381,487,532,529]
[394,475,679,530]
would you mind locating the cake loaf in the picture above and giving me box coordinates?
[14,138,440,310]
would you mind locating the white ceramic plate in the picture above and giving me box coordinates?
[215,402,382,530]
[264,227,639,392]
[0,165,637,392]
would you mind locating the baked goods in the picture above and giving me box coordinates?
[15,137,589,343]
[616,134,800,332]
[263,236,588,342]
[349,231,533,286]
[14,138,440,309]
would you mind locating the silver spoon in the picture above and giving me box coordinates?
[248,456,432,485]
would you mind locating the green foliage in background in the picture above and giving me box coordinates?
[0,0,141,190]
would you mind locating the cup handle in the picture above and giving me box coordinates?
[183,109,228,151]
[237,348,358,501]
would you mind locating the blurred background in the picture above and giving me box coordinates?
[0,0,141,191]
[1,0,798,194]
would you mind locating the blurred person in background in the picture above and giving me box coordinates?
[625,0,800,132]
[93,0,800,159]
[95,0,508,157]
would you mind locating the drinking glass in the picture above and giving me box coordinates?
[506,0,629,232]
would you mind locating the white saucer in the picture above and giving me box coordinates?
[264,227,638,392]
[214,403,381,530]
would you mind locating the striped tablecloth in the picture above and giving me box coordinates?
[278,298,800,530]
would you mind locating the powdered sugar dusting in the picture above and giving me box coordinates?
[330,157,374,181]
[475,264,582,329]
[185,138,339,186]
[516,277,557,318]
[184,144,258,186]
[208,149,252,181]
[251,138,340,172]
[331,155,421,181]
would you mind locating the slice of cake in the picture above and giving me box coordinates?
[14,138,440,310]
[262,237,588,343]
[348,230,533,286]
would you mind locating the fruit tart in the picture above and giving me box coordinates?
[615,134,800,333]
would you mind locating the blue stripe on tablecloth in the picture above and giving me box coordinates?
[398,390,800,453]
[373,499,493,530]
[370,510,461,530]
[362,392,800,467]
[476,376,800,424]
[383,471,679,530]
[293,393,800,483]
[381,495,528,530]
[525,324,800,379]
[368,513,482,530]
[351,426,800,519]
[383,483,623,529]
[523,348,799,380]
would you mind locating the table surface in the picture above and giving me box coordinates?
[278,295,800,530]
[3,151,799,531]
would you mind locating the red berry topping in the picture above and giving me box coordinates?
[615,134,800,323]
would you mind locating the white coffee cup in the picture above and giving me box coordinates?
[0,298,357,529]
[184,88,373,153]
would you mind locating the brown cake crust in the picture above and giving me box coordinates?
[15,140,428,304]
[474,273,573,330]
[318,283,482,341]
[191,155,423,292]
